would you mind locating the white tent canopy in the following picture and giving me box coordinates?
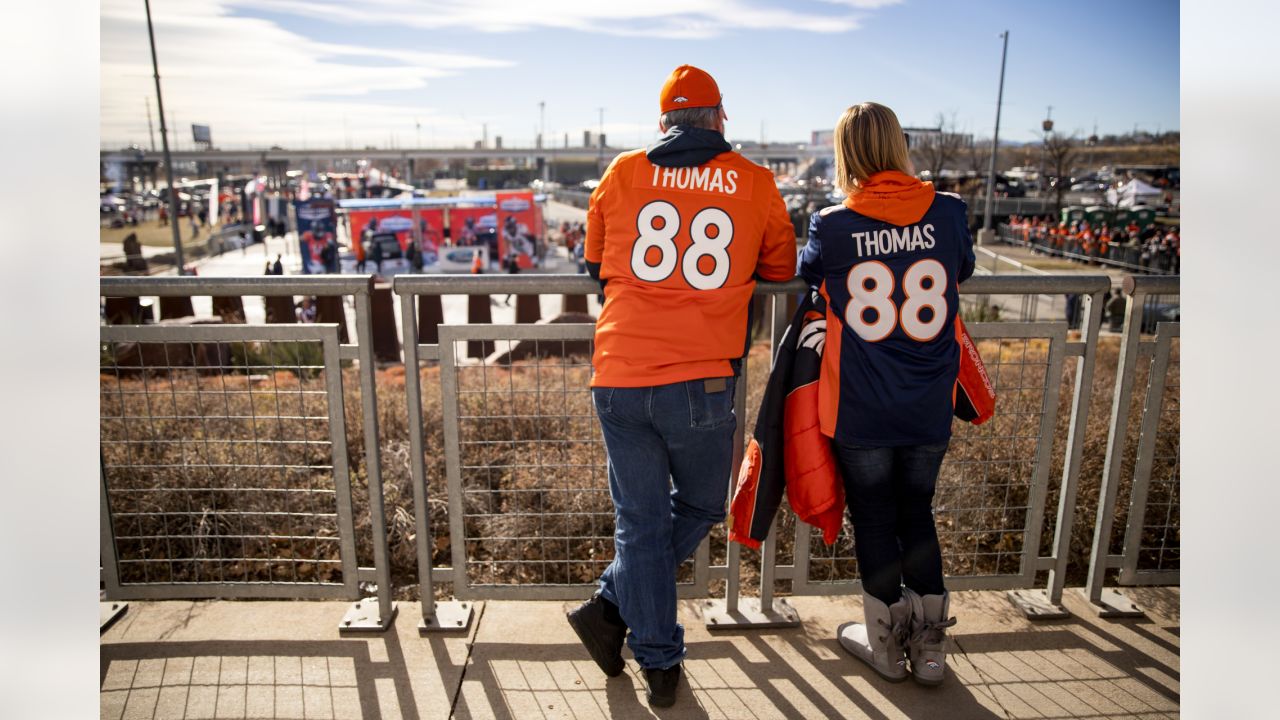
[1107,178,1163,208]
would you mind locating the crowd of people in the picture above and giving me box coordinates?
[558,220,588,273]
[1007,215,1180,274]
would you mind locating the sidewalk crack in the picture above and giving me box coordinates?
[952,636,1012,720]
[448,601,487,719]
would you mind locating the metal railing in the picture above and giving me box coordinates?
[393,274,1111,630]
[99,276,396,632]
[100,323,356,597]
[1084,275,1180,616]
[99,271,1178,633]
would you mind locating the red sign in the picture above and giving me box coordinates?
[495,192,541,268]
[449,207,496,249]
[348,208,448,261]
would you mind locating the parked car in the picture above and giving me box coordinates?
[1070,180,1108,193]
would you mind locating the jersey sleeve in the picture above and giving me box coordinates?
[797,211,824,289]
[754,183,798,282]
[584,158,621,264]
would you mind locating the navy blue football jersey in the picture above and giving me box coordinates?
[798,192,976,446]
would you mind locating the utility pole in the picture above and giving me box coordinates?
[145,0,185,274]
[144,97,155,151]
[539,101,549,181]
[597,107,605,174]
[1041,106,1054,200]
[538,101,545,149]
[981,30,1009,237]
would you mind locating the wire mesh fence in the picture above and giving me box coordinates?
[431,323,711,600]
[451,335,612,589]
[1124,324,1180,582]
[100,324,357,599]
[1085,277,1179,614]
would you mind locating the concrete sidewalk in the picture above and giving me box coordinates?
[101,588,1178,719]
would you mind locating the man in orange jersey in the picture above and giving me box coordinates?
[565,64,796,708]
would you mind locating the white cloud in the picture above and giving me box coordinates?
[101,0,512,149]
[100,0,887,149]
[814,0,905,8]
[226,0,866,38]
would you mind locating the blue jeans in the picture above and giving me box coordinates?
[834,441,950,606]
[592,378,736,670]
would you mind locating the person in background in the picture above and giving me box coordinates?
[798,101,972,687]
[370,237,383,275]
[296,296,317,323]
[1107,289,1127,332]
[407,239,423,273]
[272,254,284,276]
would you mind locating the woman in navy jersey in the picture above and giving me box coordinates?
[798,102,975,686]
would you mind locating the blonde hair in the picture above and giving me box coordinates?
[833,102,913,194]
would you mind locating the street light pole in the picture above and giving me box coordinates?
[982,30,1009,235]
[597,107,605,174]
[145,0,185,274]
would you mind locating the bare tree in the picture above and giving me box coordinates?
[1043,132,1078,211]
[911,113,966,186]
[959,138,992,225]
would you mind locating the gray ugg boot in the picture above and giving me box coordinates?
[903,587,958,686]
[837,591,911,683]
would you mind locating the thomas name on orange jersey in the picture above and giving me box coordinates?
[633,161,754,198]
[637,162,747,196]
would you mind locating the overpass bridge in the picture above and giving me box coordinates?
[101,144,828,184]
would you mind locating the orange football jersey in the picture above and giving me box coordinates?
[585,149,797,387]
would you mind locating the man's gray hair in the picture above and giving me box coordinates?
[660,105,721,131]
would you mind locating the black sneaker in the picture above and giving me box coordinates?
[644,664,682,708]
[566,593,627,677]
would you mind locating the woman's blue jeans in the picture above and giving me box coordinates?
[834,441,950,606]
[591,378,736,670]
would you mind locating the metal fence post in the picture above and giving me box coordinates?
[1083,283,1145,616]
[1008,281,1107,619]
[339,281,397,631]
[400,290,473,632]
[100,455,128,632]
[705,291,799,629]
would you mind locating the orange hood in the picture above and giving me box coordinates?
[843,170,936,226]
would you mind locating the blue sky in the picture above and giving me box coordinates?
[100,0,1179,150]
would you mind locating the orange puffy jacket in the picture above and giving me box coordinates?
[730,291,995,549]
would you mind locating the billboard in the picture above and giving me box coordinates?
[449,207,498,267]
[495,192,540,269]
[346,208,446,263]
[294,198,336,274]
[192,124,212,144]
